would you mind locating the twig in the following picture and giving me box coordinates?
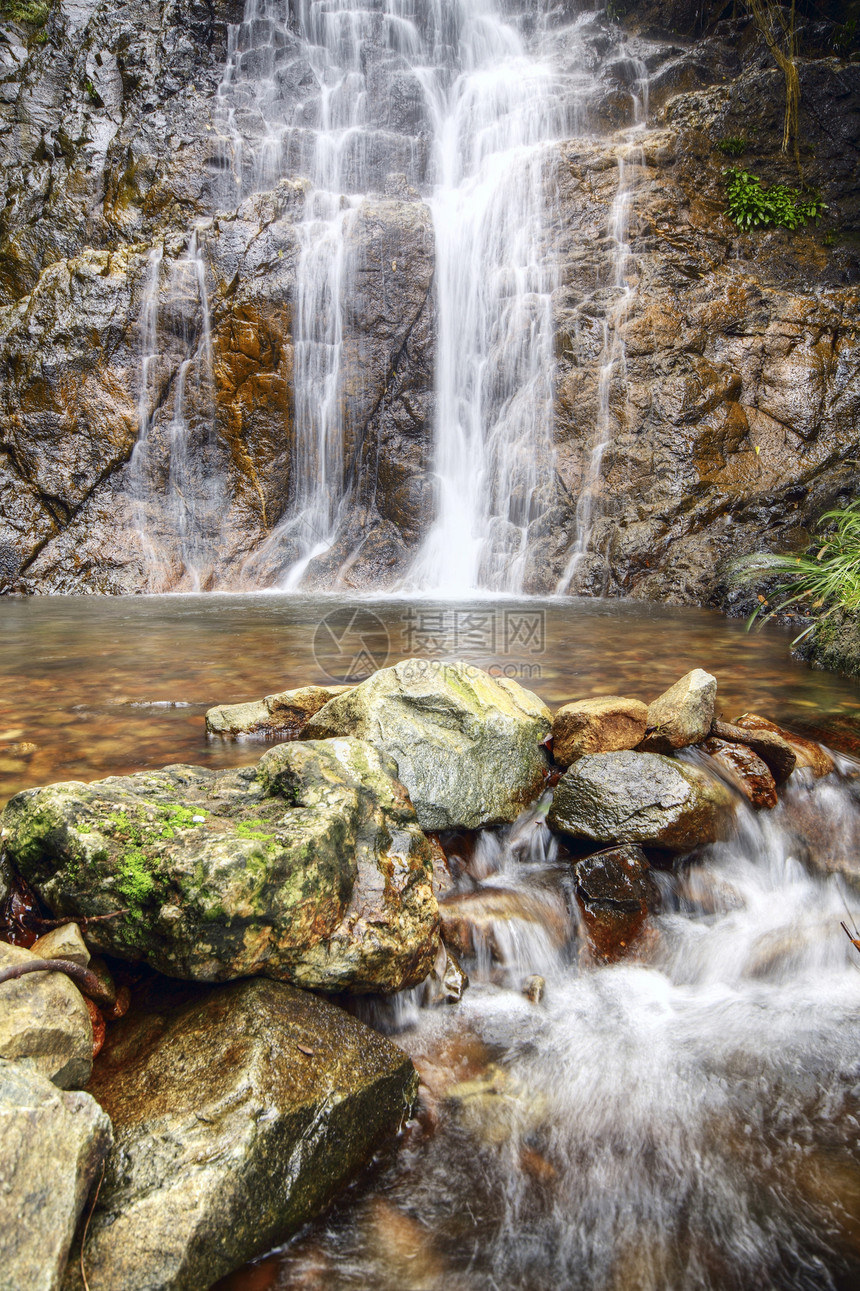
[0,957,115,1006]
[80,1157,106,1291]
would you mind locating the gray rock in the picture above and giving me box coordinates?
[639,669,717,752]
[0,1059,112,1291]
[0,943,93,1089]
[61,978,417,1291]
[1,739,440,994]
[206,683,350,738]
[30,922,91,968]
[303,659,551,830]
[552,695,649,766]
[548,750,733,853]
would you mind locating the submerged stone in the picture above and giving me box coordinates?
[1,739,439,994]
[61,978,417,1291]
[573,844,655,961]
[303,659,551,830]
[0,1058,112,1291]
[548,750,733,853]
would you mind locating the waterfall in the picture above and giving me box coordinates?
[214,0,564,593]
[557,43,650,595]
[131,229,225,591]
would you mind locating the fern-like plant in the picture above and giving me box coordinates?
[730,501,860,643]
[724,167,826,231]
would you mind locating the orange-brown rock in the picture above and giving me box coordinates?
[701,737,778,810]
[710,719,797,785]
[551,695,649,767]
[733,714,835,779]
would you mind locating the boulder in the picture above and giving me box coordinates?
[733,713,835,779]
[711,718,797,784]
[60,978,418,1291]
[31,922,91,968]
[206,684,350,738]
[1,739,440,994]
[551,696,649,767]
[701,738,778,810]
[639,669,717,753]
[303,660,551,830]
[0,1058,112,1291]
[573,844,655,961]
[0,943,93,1089]
[548,751,733,853]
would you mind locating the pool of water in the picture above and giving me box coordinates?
[1,593,860,808]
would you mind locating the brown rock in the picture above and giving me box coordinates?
[711,719,797,785]
[30,922,91,968]
[701,738,778,810]
[733,713,835,779]
[573,844,654,962]
[639,669,717,753]
[551,696,648,767]
[206,684,351,739]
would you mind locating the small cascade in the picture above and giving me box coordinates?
[558,44,650,595]
[272,751,860,1291]
[131,229,226,591]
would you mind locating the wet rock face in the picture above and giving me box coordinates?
[1,738,440,993]
[61,978,417,1291]
[0,1058,112,1291]
[548,749,733,852]
[701,737,778,810]
[549,45,860,604]
[303,659,552,831]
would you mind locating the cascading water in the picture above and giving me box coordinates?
[256,750,860,1291]
[214,0,565,592]
[558,44,650,595]
[132,229,226,591]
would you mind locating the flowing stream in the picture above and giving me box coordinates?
[220,755,860,1291]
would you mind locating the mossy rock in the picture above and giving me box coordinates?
[1,739,440,993]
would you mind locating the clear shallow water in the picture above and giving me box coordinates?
[2,593,860,807]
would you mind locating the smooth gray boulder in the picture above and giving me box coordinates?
[548,750,733,853]
[0,1058,112,1291]
[0,943,93,1089]
[303,659,551,830]
[1,739,440,994]
[61,978,418,1291]
[639,669,717,753]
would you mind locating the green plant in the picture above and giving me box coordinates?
[0,0,50,24]
[723,167,826,231]
[717,136,748,156]
[730,500,860,643]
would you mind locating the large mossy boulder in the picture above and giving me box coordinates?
[1,739,439,993]
[61,978,417,1291]
[0,1058,112,1291]
[302,659,551,830]
[548,750,733,853]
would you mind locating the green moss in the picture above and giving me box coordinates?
[116,848,155,907]
[716,136,748,157]
[0,0,50,25]
[236,818,276,841]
